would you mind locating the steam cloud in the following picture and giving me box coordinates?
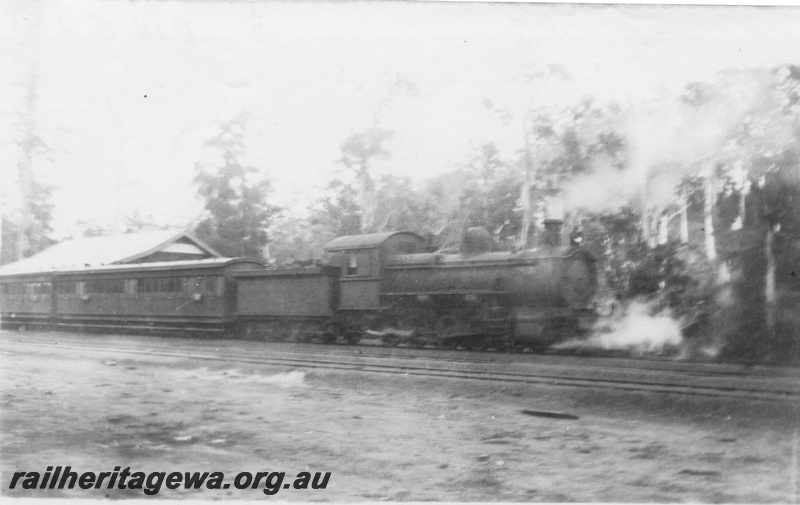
[560,68,793,215]
[554,300,683,353]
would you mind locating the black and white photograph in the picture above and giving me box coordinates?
[1,0,799,502]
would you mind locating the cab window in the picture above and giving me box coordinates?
[347,254,358,276]
[345,251,374,277]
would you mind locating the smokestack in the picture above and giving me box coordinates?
[543,219,563,247]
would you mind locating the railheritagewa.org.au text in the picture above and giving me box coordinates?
[8,466,331,496]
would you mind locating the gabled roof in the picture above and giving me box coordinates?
[0,229,222,275]
[324,231,425,252]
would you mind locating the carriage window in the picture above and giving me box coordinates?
[140,278,157,293]
[57,281,77,294]
[140,277,185,293]
[1,282,51,295]
[125,279,138,295]
[204,276,222,295]
[6,283,26,295]
[0,283,23,295]
[85,279,125,294]
[183,276,203,292]
[30,282,51,295]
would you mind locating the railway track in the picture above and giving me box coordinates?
[3,332,799,403]
[9,327,797,374]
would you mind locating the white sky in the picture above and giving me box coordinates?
[2,1,799,238]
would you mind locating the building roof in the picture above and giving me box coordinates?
[324,231,425,252]
[0,229,222,275]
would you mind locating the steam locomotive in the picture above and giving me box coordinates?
[0,222,597,350]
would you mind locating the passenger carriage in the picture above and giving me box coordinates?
[0,259,264,333]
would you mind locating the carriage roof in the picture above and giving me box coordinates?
[0,258,265,280]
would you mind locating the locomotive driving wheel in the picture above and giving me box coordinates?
[379,297,437,347]
[435,314,462,349]
[435,306,489,350]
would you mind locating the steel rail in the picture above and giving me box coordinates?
[4,337,798,403]
[7,324,798,372]
[8,331,797,380]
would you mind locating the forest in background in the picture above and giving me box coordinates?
[3,65,800,362]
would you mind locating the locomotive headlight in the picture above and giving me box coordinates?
[570,231,584,246]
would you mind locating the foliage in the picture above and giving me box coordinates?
[266,213,337,266]
[338,127,394,233]
[1,74,55,264]
[314,177,362,238]
[722,147,800,361]
[194,114,279,259]
[456,143,521,246]
[372,175,443,235]
[122,210,174,234]
[1,180,54,265]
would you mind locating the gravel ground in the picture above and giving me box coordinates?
[1,331,798,502]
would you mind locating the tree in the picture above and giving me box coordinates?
[1,73,54,264]
[371,175,446,236]
[708,67,800,358]
[313,177,361,238]
[662,66,800,360]
[266,213,337,266]
[483,65,572,248]
[75,220,113,238]
[455,143,520,246]
[338,127,394,233]
[337,73,417,234]
[194,113,279,258]
[747,149,800,357]
[122,210,173,234]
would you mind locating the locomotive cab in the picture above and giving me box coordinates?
[323,231,427,312]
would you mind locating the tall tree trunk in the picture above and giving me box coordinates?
[738,186,747,228]
[640,208,657,247]
[518,125,533,249]
[657,210,669,245]
[703,165,717,261]
[357,163,375,233]
[764,222,778,356]
[680,185,689,244]
[16,77,39,261]
[739,188,747,222]
[17,158,33,260]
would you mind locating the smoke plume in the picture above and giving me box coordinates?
[554,300,683,353]
[560,68,793,215]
